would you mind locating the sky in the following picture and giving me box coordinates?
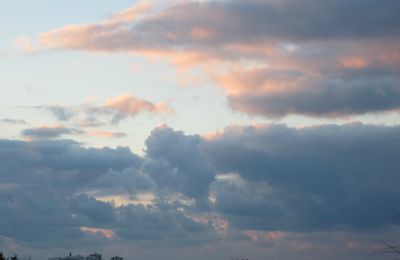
[0,0,400,259]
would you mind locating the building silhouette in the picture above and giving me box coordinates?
[49,253,122,260]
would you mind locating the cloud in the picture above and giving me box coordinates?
[0,128,216,248]
[69,194,116,224]
[29,0,400,118]
[41,94,172,125]
[85,167,153,198]
[0,138,140,246]
[35,0,400,52]
[14,36,34,54]
[80,227,114,239]
[21,125,83,139]
[107,0,153,24]
[36,0,154,53]
[85,130,127,139]
[0,118,26,125]
[113,204,217,245]
[45,105,75,122]
[226,67,400,117]
[104,95,172,124]
[143,126,216,206]
[1,123,400,255]
[202,123,400,231]
[0,139,140,189]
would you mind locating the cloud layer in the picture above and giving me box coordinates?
[1,123,400,253]
[203,123,400,231]
[28,0,400,118]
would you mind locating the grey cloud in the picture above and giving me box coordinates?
[0,188,81,244]
[0,128,216,247]
[325,65,400,81]
[143,127,216,206]
[0,139,140,194]
[202,123,400,231]
[0,138,136,245]
[0,118,26,125]
[42,105,105,127]
[45,105,75,122]
[41,94,170,126]
[2,124,400,250]
[69,194,116,224]
[6,142,131,186]
[113,204,216,245]
[21,126,83,139]
[40,0,400,52]
[229,73,400,117]
[210,0,400,40]
[85,167,154,197]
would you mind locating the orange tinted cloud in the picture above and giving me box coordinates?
[190,27,214,40]
[85,130,127,139]
[39,24,98,50]
[14,36,34,53]
[38,1,153,53]
[216,67,308,95]
[107,0,153,24]
[105,94,172,116]
[41,94,171,125]
[243,230,287,242]
[95,193,155,207]
[339,57,368,68]
[30,0,400,118]
[80,227,114,239]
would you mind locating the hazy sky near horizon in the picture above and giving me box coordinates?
[1,1,400,259]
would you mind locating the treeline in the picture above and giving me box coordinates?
[0,251,31,260]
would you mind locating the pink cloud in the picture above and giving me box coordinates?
[37,1,154,53]
[107,0,153,24]
[80,227,114,239]
[85,130,127,139]
[41,94,172,125]
[338,57,369,69]
[243,230,287,242]
[105,94,172,122]
[28,0,400,118]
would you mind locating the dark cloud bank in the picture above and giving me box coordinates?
[0,123,399,252]
[227,67,400,118]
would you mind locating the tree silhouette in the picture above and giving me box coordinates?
[0,252,5,260]
[372,241,400,256]
[372,215,400,258]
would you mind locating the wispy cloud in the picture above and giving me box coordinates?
[0,118,27,125]
[21,125,83,139]
[85,130,127,139]
[14,36,35,54]
[104,95,172,123]
[40,94,172,125]
[45,105,75,122]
